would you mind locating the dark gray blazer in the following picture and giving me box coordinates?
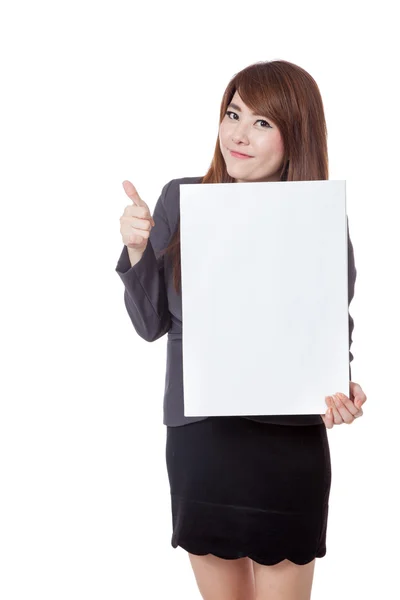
[115,176,356,427]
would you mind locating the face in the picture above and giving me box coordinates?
[219,91,285,183]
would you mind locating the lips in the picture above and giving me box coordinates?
[229,149,253,158]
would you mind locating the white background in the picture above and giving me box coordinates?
[1,0,398,598]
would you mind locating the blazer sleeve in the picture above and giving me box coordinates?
[347,216,357,380]
[115,179,174,342]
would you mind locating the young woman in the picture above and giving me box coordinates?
[116,59,367,600]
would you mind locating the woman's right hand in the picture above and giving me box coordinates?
[119,180,156,252]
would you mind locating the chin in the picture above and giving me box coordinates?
[226,168,239,180]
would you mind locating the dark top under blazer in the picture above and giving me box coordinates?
[115,176,357,427]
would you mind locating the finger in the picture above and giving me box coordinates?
[350,382,368,409]
[326,396,343,425]
[125,206,155,228]
[332,394,356,424]
[129,227,149,241]
[119,217,151,244]
[126,215,152,232]
[321,407,334,429]
[350,381,363,394]
[122,229,145,246]
[123,227,150,246]
[122,180,145,207]
[354,393,367,410]
[336,392,360,418]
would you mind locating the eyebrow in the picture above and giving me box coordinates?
[227,102,262,117]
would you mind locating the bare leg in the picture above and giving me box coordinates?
[252,558,316,600]
[188,552,256,600]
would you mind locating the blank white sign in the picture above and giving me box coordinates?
[180,180,350,417]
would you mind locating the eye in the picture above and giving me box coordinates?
[225,110,272,128]
[257,119,272,128]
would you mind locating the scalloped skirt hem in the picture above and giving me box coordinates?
[171,539,326,566]
[166,417,331,567]
[169,495,328,566]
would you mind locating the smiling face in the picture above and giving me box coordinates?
[219,91,286,183]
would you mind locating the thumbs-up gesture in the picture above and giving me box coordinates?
[119,180,156,252]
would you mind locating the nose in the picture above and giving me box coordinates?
[231,123,250,146]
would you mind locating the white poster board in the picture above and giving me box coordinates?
[179,180,349,417]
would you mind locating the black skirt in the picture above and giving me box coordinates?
[166,416,331,566]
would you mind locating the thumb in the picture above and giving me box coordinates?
[122,180,155,228]
[122,180,146,207]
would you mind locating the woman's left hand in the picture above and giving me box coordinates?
[321,381,367,429]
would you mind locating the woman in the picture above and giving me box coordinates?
[116,59,367,600]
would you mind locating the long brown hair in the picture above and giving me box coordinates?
[162,59,329,294]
